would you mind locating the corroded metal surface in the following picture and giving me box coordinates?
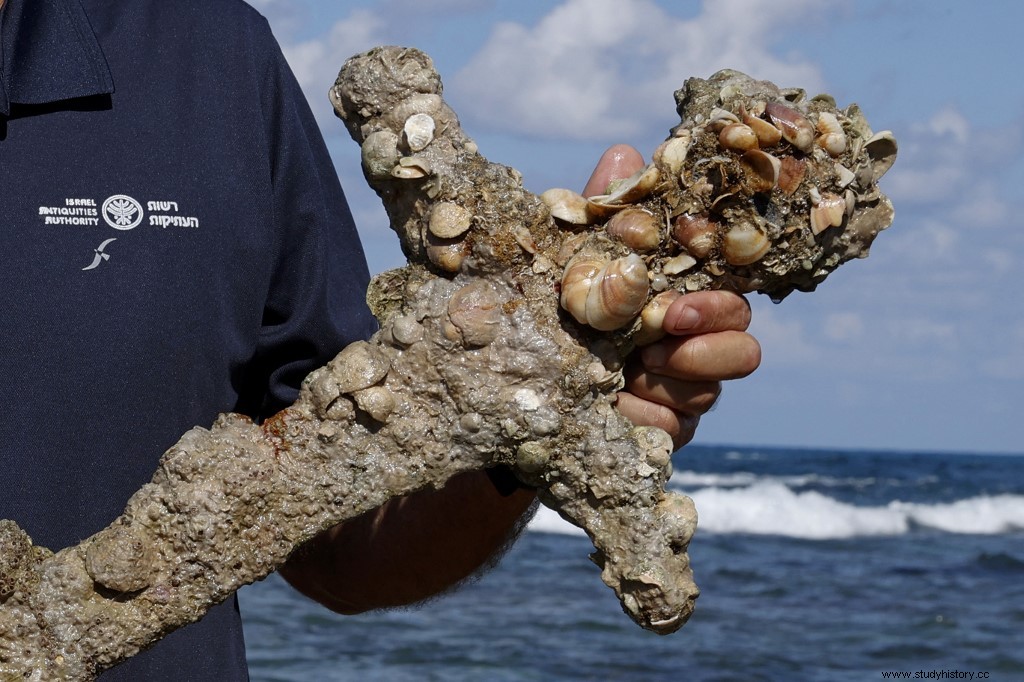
[0,47,894,680]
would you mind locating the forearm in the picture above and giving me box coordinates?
[279,469,538,613]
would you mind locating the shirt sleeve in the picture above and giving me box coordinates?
[236,20,379,419]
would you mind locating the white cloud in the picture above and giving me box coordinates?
[274,10,388,128]
[452,0,836,140]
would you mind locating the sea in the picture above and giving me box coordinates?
[239,445,1024,681]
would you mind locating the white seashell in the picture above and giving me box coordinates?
[403,113,436,152]
[722,222,771,266]
[605,208,661,252]
[653,132,691,177]
[560,253,605,325]
[392,156,431,179]
[540,188,592,225]
[662,254,697,275]
[864,130,898,181]
[765,101,815,152]
[589,164,660,210]
[584,254,650,332]
[815,112,846,156]
[835,163,857,188]
[707,107,740,131]
[560,252,650,331]
[809,191,847,234]
[719,123,759,152]
[634,290,683,346]
[428,202,474,239]
[740,150,781,192]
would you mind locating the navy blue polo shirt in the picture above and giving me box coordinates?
[0,0,377,678]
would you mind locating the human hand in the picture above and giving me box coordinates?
[583,145,762,449]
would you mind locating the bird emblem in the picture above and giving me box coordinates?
[82,238,118,271]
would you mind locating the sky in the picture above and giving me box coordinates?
[250,0,1023,455]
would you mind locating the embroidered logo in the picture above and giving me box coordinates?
[82,238,118,271]
[101,195,144,230]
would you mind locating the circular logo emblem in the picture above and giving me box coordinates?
[102,195,144,230]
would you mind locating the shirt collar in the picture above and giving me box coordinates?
[0,0,114,116]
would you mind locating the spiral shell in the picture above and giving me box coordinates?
[671,214,717,258]
[605,208,661,252]
[765,101,815,152]
[634,290,683,346]
[560,253,650,331]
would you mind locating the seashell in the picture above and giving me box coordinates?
[765,101,815,152]
[447,280,503,348]
[777,155,807,195]
[428,202,474,239]
[516,441,550,473]
[361,130,401,180]
[330,340,390,394]
[425,232,469,273]
[633,290,682,347]
[671,213,717,258]
[707,107,740,131]
[740,149,781,193]
[353,386,396,423]
[722,222,770,266]
[560,253,649,331]
[384,93,443,130]
[403,113,436,152]
[662,254,697,276]
[653,131,691,177]
[560,253,605,325]
[809,190,847,235]
[392,156,431,179]
[540,188,592,225]
[584,254,650,331]
[390,314,423,346]
[741,105,782,147]
[835,163,856,188]
[605,208,661,252]
[588,164,660,211]
[814,111,846,156]
[718,123,759,152]
[864,130,898,181]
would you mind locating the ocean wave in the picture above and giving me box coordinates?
[670,470,883,489]
[526,480,1024,539]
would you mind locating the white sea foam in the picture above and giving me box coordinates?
[526,479,1024,539]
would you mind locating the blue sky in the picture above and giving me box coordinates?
[252,0,1023,455]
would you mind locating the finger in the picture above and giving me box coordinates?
[624,362,722,417]
[582,144,645,198]
[662,290,752,335]
[641,330,762,381]
[615,392,700,449]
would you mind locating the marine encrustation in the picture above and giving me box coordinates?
[0,47,895,679]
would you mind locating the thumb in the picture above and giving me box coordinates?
[582,144,645,198]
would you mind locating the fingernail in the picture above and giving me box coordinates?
[641,344,666,369]
[671,305,700,332]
